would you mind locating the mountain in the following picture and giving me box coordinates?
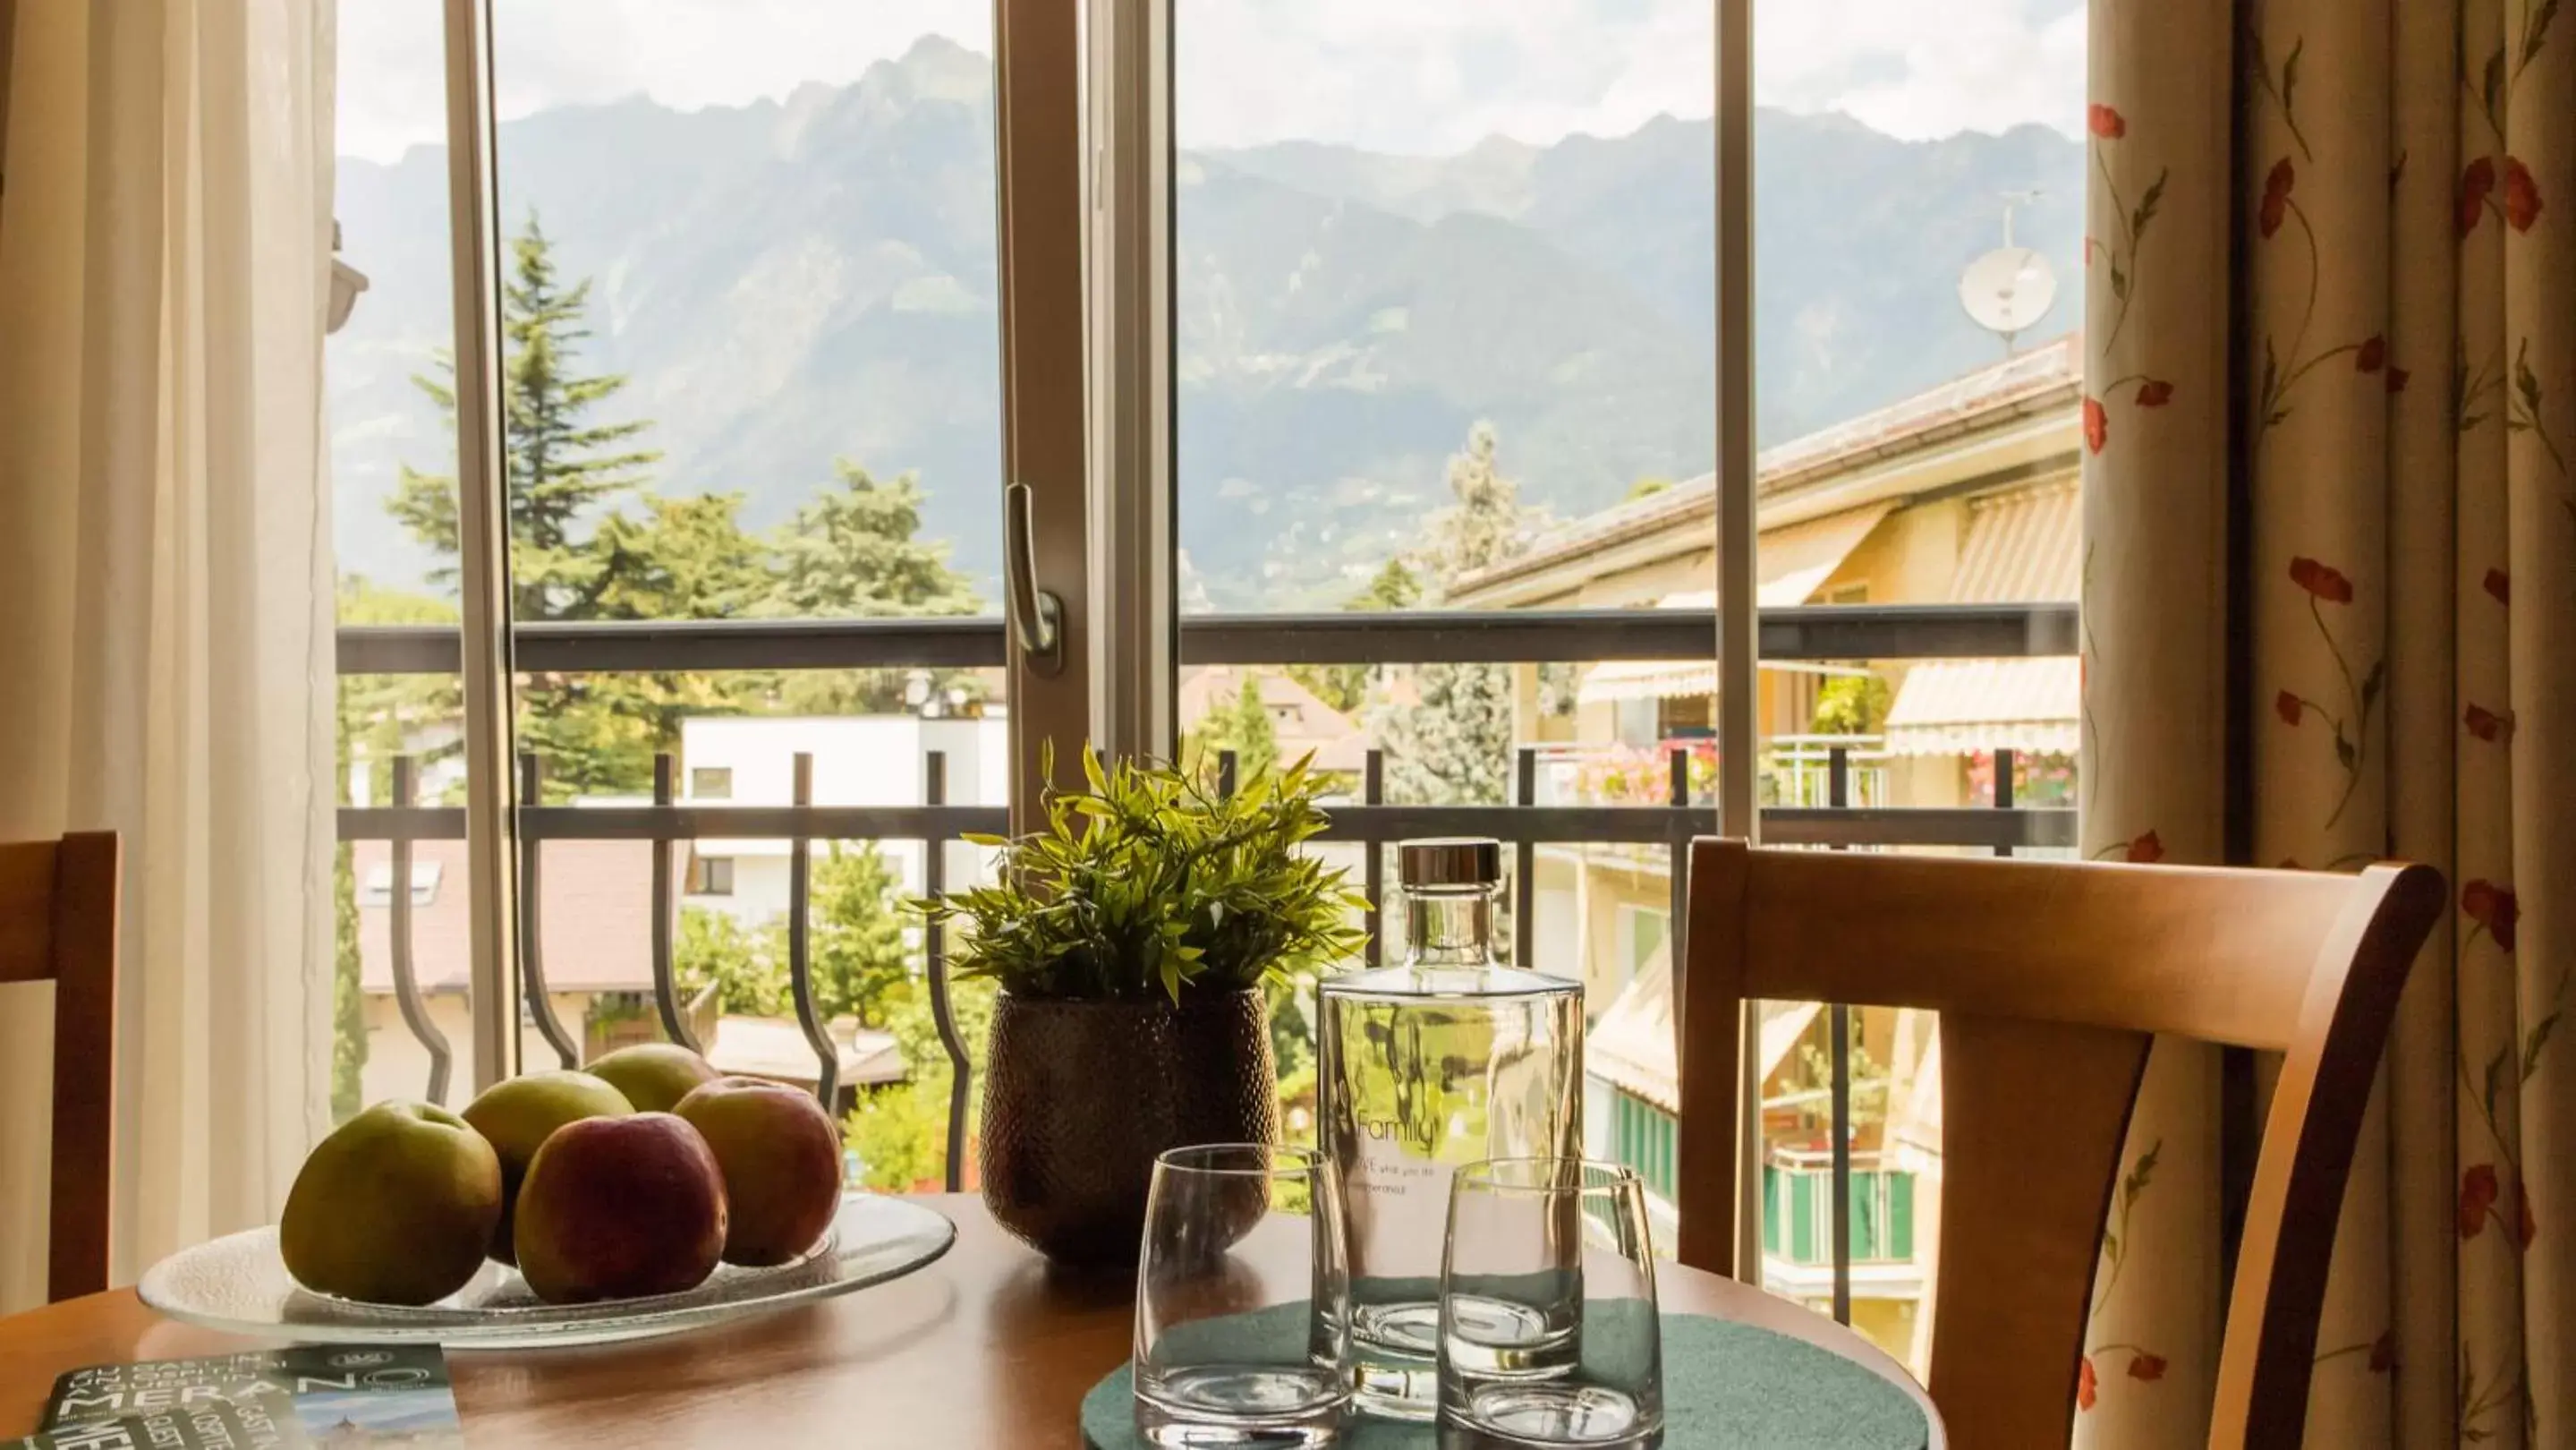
[328,36,2081,610]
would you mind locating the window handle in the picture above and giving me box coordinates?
[1004,482,1065,676]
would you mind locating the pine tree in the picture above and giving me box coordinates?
[1368,422,1528,805]
[390,212,659,622]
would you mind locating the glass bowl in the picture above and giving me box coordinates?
[139,1193,955,1349]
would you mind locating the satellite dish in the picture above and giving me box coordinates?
[1958,245,2057,349]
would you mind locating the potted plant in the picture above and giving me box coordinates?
[923,749,1365,1267]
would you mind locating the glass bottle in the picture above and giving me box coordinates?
[1315,838,1584,1421]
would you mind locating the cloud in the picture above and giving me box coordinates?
[335,0,990,164]
[1757,0,2086,141]
[336,0,2084,165]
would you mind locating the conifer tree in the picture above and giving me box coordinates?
[1368,422,1528,806]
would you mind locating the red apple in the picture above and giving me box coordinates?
[676,1078,845,1267]
[513,1113,727,1303]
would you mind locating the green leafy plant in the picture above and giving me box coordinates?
[921,748,1367,1003]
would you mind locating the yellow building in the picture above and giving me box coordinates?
[1451,337,2084,1368]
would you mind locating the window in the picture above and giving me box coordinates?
[331,0,1058,1193]
[1618,906,1670,981]
[337,0,2084,1308]
[684,856,735,898]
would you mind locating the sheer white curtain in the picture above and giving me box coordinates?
[0,0,337,1309]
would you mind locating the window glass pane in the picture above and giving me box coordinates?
[1175,6,1716,618]
[1747,0,2087,1372]
[333,0,475,1123]
[334,3,1009,1194]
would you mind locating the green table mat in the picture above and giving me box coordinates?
[1082,1308,1928,1448]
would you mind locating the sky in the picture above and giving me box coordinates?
[335,0,2087,165]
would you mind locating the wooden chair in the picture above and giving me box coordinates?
[1675,839,2444,1449]
[0,832,122,1302]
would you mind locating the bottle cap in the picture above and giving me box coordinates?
[1399,838,1503,889]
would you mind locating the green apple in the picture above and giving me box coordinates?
[584,1042,719,1113]
[279,1100,502,1306]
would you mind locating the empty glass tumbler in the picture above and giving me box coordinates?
[1134,1144,1355,1448]
[1437,1159,1662,1449]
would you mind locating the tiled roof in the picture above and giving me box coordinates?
[356,837,656,994]
[1456,333,2081,598]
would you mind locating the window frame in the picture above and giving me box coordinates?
[419,0,1093,1094]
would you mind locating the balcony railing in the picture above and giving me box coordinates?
[338,603,2073,1314]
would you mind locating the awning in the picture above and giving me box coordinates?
[1883,657,2080,756]
[1947,478,2079,601]
[1880,482,2079,755]
[1573,507,1890,707]
[1576,656,1858,705]
[1586,951,1824,1111]
[1755,504,1893,608]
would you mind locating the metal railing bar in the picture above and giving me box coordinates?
[1826,745,1853,1327]
[1513,749,1537,968]
[650,754,699,1053]
[1993,747,2019,859]
[922,752,972,1193]
[340,799,2070,849]
[786,753,840,1110]
[339,804,1010,842]
[336,616,1008,676]
[336,602,2078,677]
[1664,749,1691,981]
[385,758,452,1105]
[1361,751,1384,968]
[1186,604,2077,665]
[517,753,580,1069]
[1760,806,2076,849]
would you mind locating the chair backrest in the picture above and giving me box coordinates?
[0,832,122,1302]
[1675,839,2444,1449]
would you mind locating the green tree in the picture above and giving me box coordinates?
[763,462,983,717]
[1291,559,1420,716]
[1369,423,1529,805]
[389,212,659,622]
[1811,673,1892,735]
[808,843,914,1028]
[675,907,786,1017]
[1184,672,1279,785]
[843,977,996,1192]
[387,213,698,799]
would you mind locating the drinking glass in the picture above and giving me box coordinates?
[1437,1159,1662,1449]
[1135,1144,1354,1448]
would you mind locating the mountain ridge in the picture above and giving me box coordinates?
[329,37,2081,609]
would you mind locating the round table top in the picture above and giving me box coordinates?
[0,1195,1943,1449]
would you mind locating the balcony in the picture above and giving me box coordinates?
[336,600,2070,1326]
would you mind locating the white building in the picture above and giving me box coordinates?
[676,714,1010,926]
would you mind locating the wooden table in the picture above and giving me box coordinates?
[0,1196,1943,1447]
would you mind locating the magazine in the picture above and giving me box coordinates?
[16,1346,462,1449]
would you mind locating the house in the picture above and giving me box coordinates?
[676,714,1009,927]
[353,834,905,1114]
[1176,667,1372,773]
[1454,337,2084,1365]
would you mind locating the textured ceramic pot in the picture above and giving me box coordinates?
[979,987,1279,1267]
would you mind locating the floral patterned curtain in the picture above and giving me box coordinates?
[2080,0,2569,1444]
